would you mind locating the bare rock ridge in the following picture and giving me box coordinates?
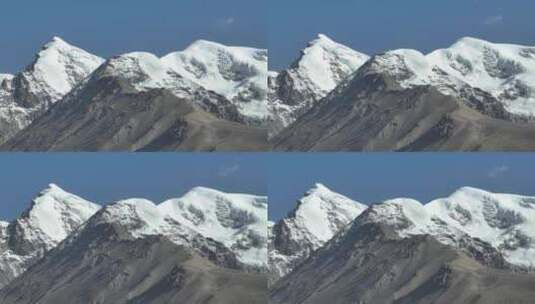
[272,36,535,151]
[270,184,535,303]
[0,37,269,151]
[0,185,268,303]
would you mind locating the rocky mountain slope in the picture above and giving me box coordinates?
[269,184,366,284]
[270,186,535,304]
[0,184,268,303]
[268,34,369,136]
[273,37,535,151]
[0,37,268,151]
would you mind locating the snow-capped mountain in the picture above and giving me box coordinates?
[1,37,268,151]
[268,34,369,136]
[89,187,268,270]
[0,184,267,295]
[1,190,268,304]
[0,37,104,144]
[271,186,535,304]
[362,187,535,269]
[274,36,535,151]
[269,183,366,283]
[0,184,100,288]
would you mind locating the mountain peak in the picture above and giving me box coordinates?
[39,36,78,54]
[35,183,69,200]
[309,33,336,46]
[451,186,489,196]
[49,36,68,45]
[453,36,490,47]
[186,39,226,51]
[306,182,331,194]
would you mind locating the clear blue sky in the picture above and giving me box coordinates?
[0,0,266,73]
[0,153,266,221]
[269,0,535,70]
[268,153,535,220]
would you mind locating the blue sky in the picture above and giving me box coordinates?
[268,153,535,220]
[0,0,266,73]
[269,0,535,70]
[0,153,266,221]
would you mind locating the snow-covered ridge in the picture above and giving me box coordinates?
[98,40,268,124]
[269,183,366,281]
[360,186,535,269]
[356,37,535,118]
[92,186,268,269]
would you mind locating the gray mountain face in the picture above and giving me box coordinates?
[273,54,535,151]
[0,214,267,304]
[270,211,535,304]
[2,61,268,151]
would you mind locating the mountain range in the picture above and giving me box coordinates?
[0,184,267,304]
[271,35,535,151]
[3,35,535,151]
[269,184,535,304]
[0,37,269,151]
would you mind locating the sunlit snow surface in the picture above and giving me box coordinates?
[95,187,268,269]
[103,40,268,123]
[367,37,535,117]
[365,187,535,268]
